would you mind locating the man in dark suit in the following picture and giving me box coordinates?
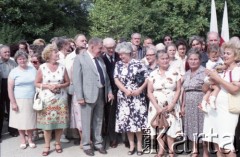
[73,38,114,156]
[101,38,120,148]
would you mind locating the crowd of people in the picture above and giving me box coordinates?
[0,32,240,157]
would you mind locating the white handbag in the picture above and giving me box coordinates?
[33,84,43,111]
[228,71,240,114]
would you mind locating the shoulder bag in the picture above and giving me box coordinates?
[33,84,43,111]
[228,71,240,114]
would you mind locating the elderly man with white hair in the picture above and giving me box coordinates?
[101,37,120,148]
[207,31,220,46]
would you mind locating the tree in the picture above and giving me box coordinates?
[0,0,90,44]
[89,0,240,43]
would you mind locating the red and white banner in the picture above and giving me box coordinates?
[220,1,229,45]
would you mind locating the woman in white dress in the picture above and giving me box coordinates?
[203,40,240,157]
[166,43,185,76]
[148,51,182,157]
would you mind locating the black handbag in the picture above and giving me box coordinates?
[135,71,145,87]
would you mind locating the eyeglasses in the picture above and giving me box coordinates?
[105,46,115,50]
[164,38,172,41]
[146,54,155,57]
[192,42,200,47]
[31,61,39,64]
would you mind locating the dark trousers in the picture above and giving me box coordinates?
[235,115,240,157]
[103,92,118,142]
[0,79,17,136]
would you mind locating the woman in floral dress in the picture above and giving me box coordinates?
[182,49,208,157]
[114,42,148,156]
[35,44,70,156]
[148,51,182,157]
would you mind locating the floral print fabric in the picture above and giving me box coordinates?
[114,59,148,133]
[147,68,182,137]
[37,63,69,130]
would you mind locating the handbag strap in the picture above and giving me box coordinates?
[229,71,232,82]
[40,83,43,91]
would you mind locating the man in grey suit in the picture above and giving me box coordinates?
[73,38,114,156]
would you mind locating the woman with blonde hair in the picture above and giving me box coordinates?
[35,44,70,156]
[203,39,240,157]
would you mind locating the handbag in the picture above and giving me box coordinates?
[33,84,43,111]
[150,112,169,129]
[135,71,145,87]
[228,71,240,114]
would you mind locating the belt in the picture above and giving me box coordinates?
[185,89,202,92]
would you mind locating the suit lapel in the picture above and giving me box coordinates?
[84,52,98,75]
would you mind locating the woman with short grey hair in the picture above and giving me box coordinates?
[8,50,37,149]
[114,42,148,155]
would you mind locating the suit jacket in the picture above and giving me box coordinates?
[101,53,120,93]
[73,51,112,103]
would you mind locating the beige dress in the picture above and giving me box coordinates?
[147,68,182,137]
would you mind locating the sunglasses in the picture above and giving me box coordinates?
[31,61,39,64]
[164,39,172,41]
[146,54,155,57]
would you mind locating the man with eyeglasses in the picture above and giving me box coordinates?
[101,38,120,148]
[131,33,144,60]
[142,37,154,64]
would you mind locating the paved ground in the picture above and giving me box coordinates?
[0,120,209,157]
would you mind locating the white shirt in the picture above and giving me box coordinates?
[206,58,224,70]
[87,51,105,87]
[169,58,185,76]
[65,50,76,81]
[58,51,66,66]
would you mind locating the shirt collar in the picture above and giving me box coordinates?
[87,50,95,59]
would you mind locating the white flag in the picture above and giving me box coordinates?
[210,0,218,33]
[220,1,229,44]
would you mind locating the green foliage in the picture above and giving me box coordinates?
[0,0,89,44]
[0,24,23,44]
[89,0,240,43]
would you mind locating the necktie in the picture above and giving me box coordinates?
[94,58,105,86]
[110,56,114,63]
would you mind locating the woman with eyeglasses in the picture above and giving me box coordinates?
[30,53,45,70]
[163,35,173,46]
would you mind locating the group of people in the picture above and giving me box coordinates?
[0,31,240,157]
